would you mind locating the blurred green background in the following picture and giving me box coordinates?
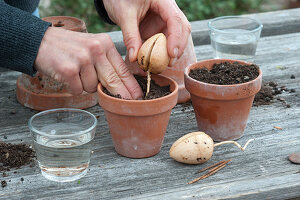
[39,0,286,33]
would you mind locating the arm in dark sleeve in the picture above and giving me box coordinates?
[94,0,116,25]
[0,0,51,76]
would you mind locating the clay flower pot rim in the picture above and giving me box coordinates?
[43,16,85,25]
[28,108,97,138]
[185,58,262,88]
[16,78,75,98]
[97,74,179,104]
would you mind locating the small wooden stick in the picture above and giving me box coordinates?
[214,139,254,151]
[196,160,229,174]
[188,164,227,184]
[208,160,231,173]
[201,164,227,179]
[146,70,151,97]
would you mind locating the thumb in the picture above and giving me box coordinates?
[120,19,142,63]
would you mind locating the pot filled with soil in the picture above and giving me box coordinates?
[97,74,178,158]
[184,59,262,141]
[16,16,97,111]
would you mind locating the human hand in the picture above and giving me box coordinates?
[103,0,191,65]
[34,27,143,99]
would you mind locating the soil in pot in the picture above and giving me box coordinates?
[103,75,170,100]
[189,62,259,85]
[185,59,262,141]
[98,74,178,158]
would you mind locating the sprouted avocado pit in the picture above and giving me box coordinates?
[137,33,170,96]
[170,132,254,164]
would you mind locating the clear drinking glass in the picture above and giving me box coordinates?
[28,108,97,182]
[208,16,263,62]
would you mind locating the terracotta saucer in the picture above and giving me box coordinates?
[16,73,98,111]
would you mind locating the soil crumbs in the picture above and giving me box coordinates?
[104,75,170,100]
[1,180,7,188]
[0,142,34,172]
[253,81,295,107]
[189,62,259,85]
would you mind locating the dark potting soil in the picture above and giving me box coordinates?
[189,62,259,85]
[253,82,274,106]
[103,75,170,100]
[1,180,7,188]
[0,142,34,172]
[253,81,295,107]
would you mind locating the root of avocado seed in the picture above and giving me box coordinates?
[214,139,254,151]
[146,70,151,97]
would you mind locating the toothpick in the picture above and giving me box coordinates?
[208,160,230,173]
[188,164,227,184]
[196,159,230,174]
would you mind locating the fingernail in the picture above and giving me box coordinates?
[128,48,135,61]
[173,48,178,58]
[170,57,177,66]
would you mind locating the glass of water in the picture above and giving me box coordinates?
[208,16,263,61]
[28,108,97,182]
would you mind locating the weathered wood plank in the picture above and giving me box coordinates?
[190,7,300,47]
[107,8,300,55]
[0,29,299,200]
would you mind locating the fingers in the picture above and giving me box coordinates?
[124,54,147,76]
[120,17,143,63]
[106,45,143,99]
[35,27,142,99]
[139,11,165,40]
[80,65,98,93]
[102,0,149,63]
[151,0,191,59]
[95,58,132,99]
[92,34,143,99]
[56,62,83,96]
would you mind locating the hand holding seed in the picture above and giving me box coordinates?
[137,33,170,96]
[169,132,254,164]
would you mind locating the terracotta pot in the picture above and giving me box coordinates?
[43,16,87,32]
[97,74,178,158]
[125,34,196,104]
[161,35,197,103]
[288,0,300,8]
[16,16,98,111]
[184,59,262,141]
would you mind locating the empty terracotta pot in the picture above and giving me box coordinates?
[97,74,178,158]
[16,16,98,111]
[184,59,262,141]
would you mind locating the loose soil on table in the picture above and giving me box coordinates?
[1,180,7,188]
[104,75,170,100]
[0,142,34,172]
[253,81,295,107]
[189,62,259,85]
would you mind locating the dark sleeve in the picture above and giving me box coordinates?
[0,0,51,76]
[94,0,116,25]
[4,0,40,13]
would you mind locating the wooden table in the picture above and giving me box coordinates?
[1,8,299,200]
